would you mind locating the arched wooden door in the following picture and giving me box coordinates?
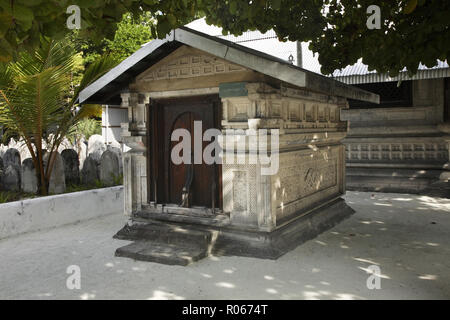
[148,95,221,209]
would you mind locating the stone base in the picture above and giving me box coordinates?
[113,197,354,264]
[347,167,450,198]
[211,198,354,259]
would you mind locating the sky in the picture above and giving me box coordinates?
[185,18,323,74]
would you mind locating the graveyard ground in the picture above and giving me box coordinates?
[0,191,449,300]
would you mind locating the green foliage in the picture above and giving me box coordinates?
[72,12,154,67]
[67,118,101,144]
[0,191,36,203]
[0,191,13,204]
[112,173,124,186]
[0,1,448,75]
[105,12,154,62]
[0,38,117,195]
[94,179,105,189]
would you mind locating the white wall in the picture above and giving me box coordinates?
[0,186,124,239]
[102,105,129,149]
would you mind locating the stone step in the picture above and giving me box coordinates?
[114,220,214,247]
[115,241,208,266]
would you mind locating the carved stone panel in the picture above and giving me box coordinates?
[273,146,342,222]
[136,46,246,83]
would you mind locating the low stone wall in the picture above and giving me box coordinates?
[0,186,123,240]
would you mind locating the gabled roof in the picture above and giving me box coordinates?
[79,27,379,105]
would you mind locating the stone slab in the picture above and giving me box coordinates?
[115,241,208,266]
[114,220,213,247]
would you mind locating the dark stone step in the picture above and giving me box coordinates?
[114,220,214,246]
[115,241,208,266]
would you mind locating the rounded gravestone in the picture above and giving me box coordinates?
[21,158,38,194]
[3,164,21,191]
[81,156,99,186]
[0,157,4,189]
[99,150,120,186]
[61,149,80,186]
[88,134,106,162]
[44,152,66,194]
[106,145,123,175]
[78,138,88,170]
[3,148,21,168]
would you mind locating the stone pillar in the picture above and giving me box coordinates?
[121,91,148,215]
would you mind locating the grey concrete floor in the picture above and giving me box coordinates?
[0,191,449,300]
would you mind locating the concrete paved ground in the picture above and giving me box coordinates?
[0,191,449,300]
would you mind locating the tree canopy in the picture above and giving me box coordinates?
[73,12,154,67]
[0,0,448,76]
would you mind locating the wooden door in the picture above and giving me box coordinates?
[148,95,221,209]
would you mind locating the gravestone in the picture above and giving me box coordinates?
[0,145,7,158]
[88,135,106,162]
[61,149,80,186]
[57,138,74,153]
[44,152,66,194]
[3,164,21,191]
[78,139,88,170]
[81,156,99,186]
[7,139,31,160]
[21,158,38,194]
[0,157,4,189]
[107,145,123,175]
[3,148,21,168]
[100,150,120,186]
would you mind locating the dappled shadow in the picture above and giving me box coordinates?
[1,191,450,300]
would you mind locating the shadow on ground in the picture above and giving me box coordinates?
[0,191,449,300]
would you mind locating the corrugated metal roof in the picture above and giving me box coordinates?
[332,60,450,84]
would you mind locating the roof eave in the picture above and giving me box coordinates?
[79,27,379,105]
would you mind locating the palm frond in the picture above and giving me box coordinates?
[72,54,119,103]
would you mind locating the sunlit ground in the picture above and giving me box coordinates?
[0,191,449,300]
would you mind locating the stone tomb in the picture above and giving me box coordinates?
[78,28,379,265]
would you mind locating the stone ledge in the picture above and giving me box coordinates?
[0,186,123,240]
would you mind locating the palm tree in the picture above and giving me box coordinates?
[0,38,117,195]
